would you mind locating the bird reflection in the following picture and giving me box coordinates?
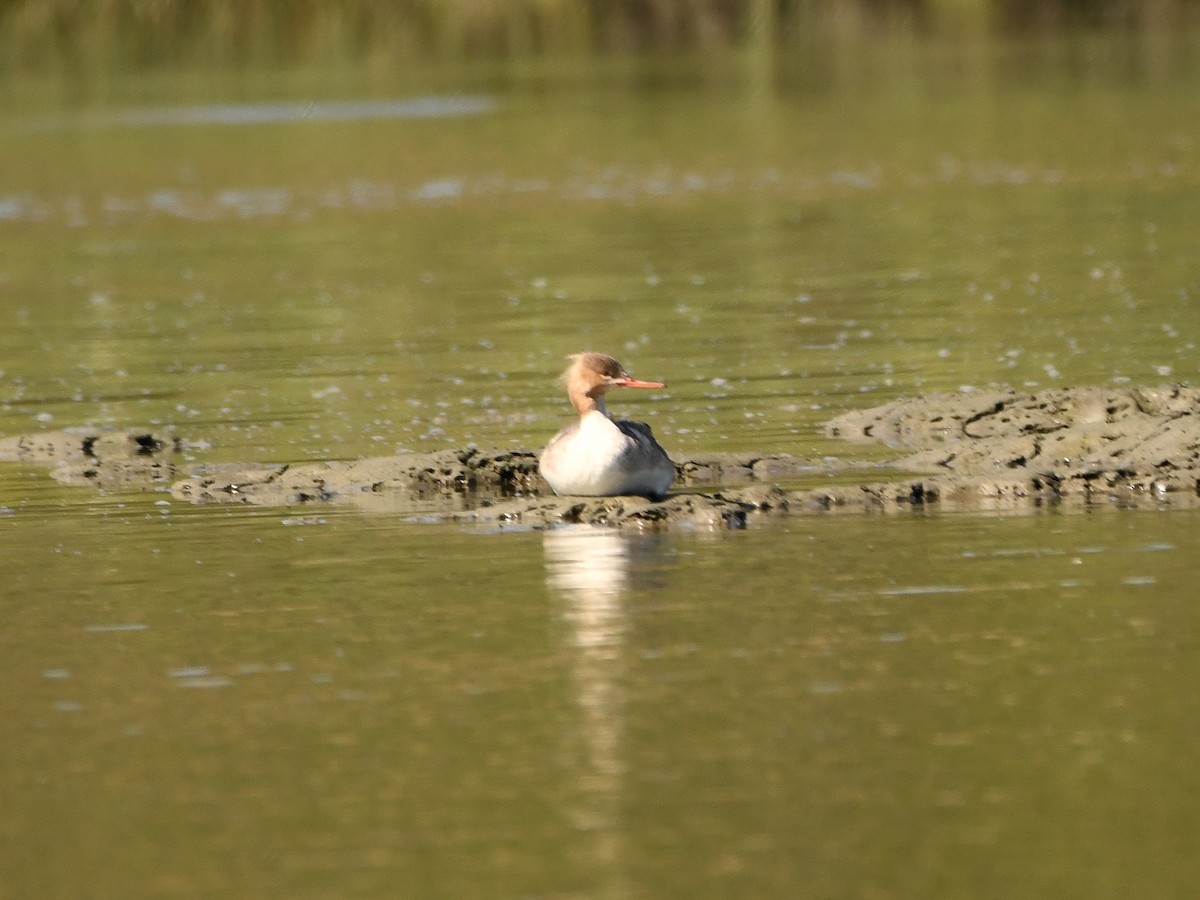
[543,525,632,897]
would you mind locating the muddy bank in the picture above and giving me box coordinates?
[4,385,1199,528]
[170,448,819,529]
[0,430,179,489]
[824,384,1200,510]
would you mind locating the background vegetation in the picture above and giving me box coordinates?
[2,0,1198,72]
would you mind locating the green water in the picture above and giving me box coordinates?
[3,32,1200,899]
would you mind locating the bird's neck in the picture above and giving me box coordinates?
[570,390,607,418]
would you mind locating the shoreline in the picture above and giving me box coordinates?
[4,384,1198,529]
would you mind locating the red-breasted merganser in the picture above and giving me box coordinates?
[539,352,675,499]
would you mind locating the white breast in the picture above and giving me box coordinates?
[540,411,674,498]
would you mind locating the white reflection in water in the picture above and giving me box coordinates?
[543,525,631,897]
[23,96,495,131]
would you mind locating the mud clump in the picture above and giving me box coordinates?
[824,385,1200,509]
[169,448,813,529]
[173,448,543,507]
[4,385,1199,528]
[0,430,179,488]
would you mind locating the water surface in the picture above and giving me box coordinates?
[2,31,1200,898]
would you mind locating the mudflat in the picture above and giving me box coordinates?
[4,385,1198,528]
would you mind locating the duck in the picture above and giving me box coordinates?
[538,352,675,499]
